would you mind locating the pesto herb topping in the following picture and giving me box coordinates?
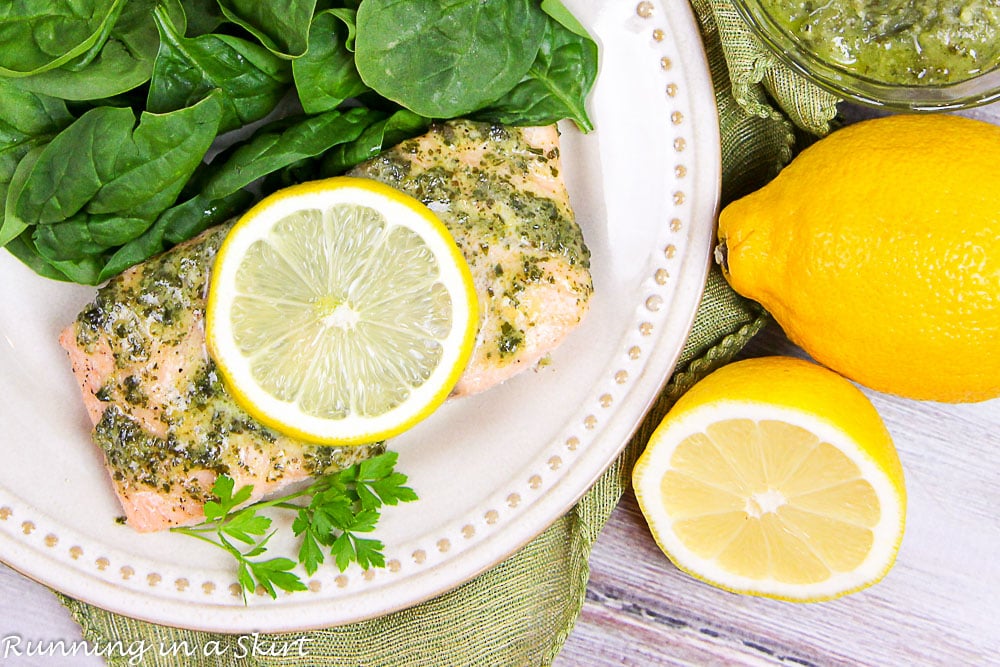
[497,321,524,357]
[94,406,221,497]
[74,223,231,357]
[355,121,590,269]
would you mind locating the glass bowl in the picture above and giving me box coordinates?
[731,0,1000,111]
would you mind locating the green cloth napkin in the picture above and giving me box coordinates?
[59,2,840,664]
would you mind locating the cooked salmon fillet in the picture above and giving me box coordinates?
[350,121,592,395]
[61,223,382,532]
[62,120,591,532]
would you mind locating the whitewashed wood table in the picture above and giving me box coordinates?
[2,106,999,666]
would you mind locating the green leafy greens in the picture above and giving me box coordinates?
[0,0,124,77]
[172,451,417,602]
[148,5,292,133]
[355,0,548,118]
[0,0,598,285]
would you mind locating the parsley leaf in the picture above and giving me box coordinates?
[172,451,416,603]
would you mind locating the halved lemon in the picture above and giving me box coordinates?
[206,177,478,445]
[632,356,906,602]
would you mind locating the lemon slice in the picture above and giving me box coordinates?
[206,177,478,445]
[633,356,906,602]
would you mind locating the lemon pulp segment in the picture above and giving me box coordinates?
[233,204,453,416]
[663,418,880,584]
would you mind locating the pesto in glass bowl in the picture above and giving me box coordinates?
[733,0,1000,110]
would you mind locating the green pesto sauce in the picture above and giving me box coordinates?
[761,0,1000,85]
[74,223,231,359]
[94,406,224,497]
[497,321,524,358]
[353,121,590,270]
[93,379,376,494]
[302,442,386,476]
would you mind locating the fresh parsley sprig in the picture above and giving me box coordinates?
[171,451,417,602]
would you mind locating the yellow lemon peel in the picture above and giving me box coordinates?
[718,114,1000,402]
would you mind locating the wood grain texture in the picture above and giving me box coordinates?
[0,563,93,666]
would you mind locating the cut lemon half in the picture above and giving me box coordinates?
[206,176,478,445]
[633,356,906,602]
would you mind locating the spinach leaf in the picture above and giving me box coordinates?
[0,0,125,77]
[320,109,429,176]
[476,10,598,132]
[263,109,428,191]
[355,0,547,118]
[158,189,253,246]
[335,8,359,52]
[540,0,592,38]
[293,10,369,115]
[33,215,150,261]
[1,0,601,285]
[13,91,223,229]
[0,83,74,148]
[6,92,225,282]
[96,106,388,282]
[148,5,291,133]
[204,106,384,198]
[60,1,125,73]
[97,187,251,282]
[9,0,185,101]
[3,90,246,284]
[182,0,228,36]
[6,231,103,284]
[7,152,107,284]
[94,91,222,219]
[0,82,73,245]
[2,146,45,249]
[216,0,317,58]
[5,233,70,281]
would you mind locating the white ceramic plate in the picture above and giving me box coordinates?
[0,0,719,632]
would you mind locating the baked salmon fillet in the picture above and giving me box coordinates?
[61,120,591,532]
[350,120,592,395]
[61,223,383,532]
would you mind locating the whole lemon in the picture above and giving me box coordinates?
[718,114,1000,403]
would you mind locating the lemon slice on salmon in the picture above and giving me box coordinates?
[206,177,478,445]
[633,356,906,602]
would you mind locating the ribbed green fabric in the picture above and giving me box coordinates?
[59,2,839,664]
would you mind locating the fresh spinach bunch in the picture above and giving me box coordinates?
[0,0,597,285]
